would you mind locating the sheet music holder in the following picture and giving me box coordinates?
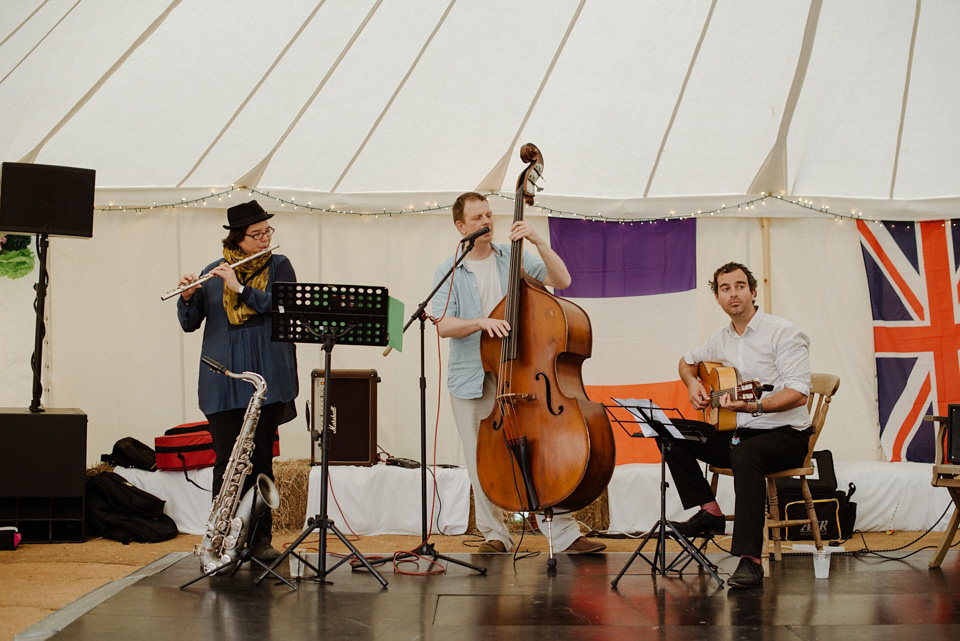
[606,399,724,588]
[258,282,391,589]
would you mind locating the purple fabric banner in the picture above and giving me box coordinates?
[548,217,697,298]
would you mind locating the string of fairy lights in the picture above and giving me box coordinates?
[93,185,884,224]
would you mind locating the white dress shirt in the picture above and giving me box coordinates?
[684,309,812,430]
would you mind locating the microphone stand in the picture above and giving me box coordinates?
[378,238,486,574]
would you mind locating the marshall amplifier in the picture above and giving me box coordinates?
[310,369,379,466]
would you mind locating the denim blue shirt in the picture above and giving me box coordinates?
[431,243,547,399]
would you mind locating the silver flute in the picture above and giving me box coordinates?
[161,245,279,301]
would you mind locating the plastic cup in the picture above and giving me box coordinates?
[289,552,303,577]
[813,549,830,579]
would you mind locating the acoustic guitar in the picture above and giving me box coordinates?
[697,361,766,431]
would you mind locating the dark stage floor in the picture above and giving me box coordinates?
[22,547,960,640]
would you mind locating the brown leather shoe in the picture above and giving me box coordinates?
[477,540,507,553]
[562,536,606,554]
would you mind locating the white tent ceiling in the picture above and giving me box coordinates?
[2,0,959,219]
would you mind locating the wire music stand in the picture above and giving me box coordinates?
[605,400,724,588]
[256,283,391,589]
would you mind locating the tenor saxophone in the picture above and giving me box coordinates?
[195,357,280,574]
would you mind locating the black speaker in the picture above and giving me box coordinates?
[946,404,960,464]
[0,162,96,238]
[0,408,87,542]
[311,370,379,466]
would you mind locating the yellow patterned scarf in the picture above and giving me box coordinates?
[222,247,271,325]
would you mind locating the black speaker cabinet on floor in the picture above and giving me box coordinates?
[311,370,379,466]
[0,162,96,237]
[0,409,87,542]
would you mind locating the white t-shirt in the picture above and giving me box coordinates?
[464,253,503,318]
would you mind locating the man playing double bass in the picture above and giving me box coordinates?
[666,261,813,588]
[431,192,605,555]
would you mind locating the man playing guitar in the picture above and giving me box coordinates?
[666,262,813,589]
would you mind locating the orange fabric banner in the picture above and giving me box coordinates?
[587,380,692,464]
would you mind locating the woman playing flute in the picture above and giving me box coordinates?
[176,200,298,562]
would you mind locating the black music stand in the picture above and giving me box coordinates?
[606,400,724,588]
[372,238,487,575]
[256,283,390,588]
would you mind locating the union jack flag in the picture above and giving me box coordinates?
[858,219,960,462]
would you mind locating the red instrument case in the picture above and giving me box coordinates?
[155,422,215,471]
[154,422,280,472]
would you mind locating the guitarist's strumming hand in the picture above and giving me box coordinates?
[687,380,710,411]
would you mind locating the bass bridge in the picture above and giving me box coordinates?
[496,393,537,403]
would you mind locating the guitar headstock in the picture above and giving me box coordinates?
[735,380,766,401]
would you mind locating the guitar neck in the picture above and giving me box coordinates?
[709,387,741,406]
[708,384,759,407]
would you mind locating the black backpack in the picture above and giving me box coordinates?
[101,437,157,471]
[85,472,178,543]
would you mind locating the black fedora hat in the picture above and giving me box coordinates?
[223,200,274,230]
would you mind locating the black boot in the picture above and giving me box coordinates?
[250,538,281,562]
[727,557,763,589]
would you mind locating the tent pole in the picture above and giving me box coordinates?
[761,218,771,314]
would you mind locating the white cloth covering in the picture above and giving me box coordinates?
[304,464,470,536]
[115,463,471,536]
[114,466,212,535]
[115,460,953,537]
[608,461,955,535]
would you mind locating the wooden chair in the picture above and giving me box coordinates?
[708,373,840,575]
[924,414,960,569]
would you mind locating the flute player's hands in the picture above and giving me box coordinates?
[210,262,242,292]
[179,273,200,301]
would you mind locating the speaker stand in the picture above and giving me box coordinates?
[29,233,49,413]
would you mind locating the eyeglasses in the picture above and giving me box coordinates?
[245,227,275,241]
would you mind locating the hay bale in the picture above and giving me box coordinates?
[573,487,609,532]
[86,462,112,477]
[272,458,310,532]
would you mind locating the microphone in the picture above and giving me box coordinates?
[459,226,490,244]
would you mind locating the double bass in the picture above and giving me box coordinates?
[476,143,615,522]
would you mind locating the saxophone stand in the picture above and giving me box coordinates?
[181,513,294,590]
[372,238,486,575]
[608,403,724,589]
[259,283,392,588]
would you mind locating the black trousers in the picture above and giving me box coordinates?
[206,401,285,545]
[661,421,811,558]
